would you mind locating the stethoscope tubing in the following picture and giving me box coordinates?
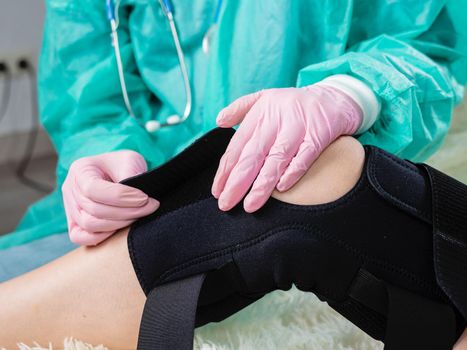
[107,0,194,132]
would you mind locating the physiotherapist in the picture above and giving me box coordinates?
[1,0,466,274]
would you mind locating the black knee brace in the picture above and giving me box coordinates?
[122,128,467,350]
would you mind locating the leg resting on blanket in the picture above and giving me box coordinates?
[0,136,365,348]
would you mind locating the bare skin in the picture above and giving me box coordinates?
[456,331,467,350]
[0,228,144,349]
[1,136,465,349]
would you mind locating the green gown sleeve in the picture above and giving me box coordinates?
[39,0,166,186]
[296,0,467,161]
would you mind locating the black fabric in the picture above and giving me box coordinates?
[349,269,456,349]
[422,165,467,320]
[349,269,387,316]
[137,273,206,350]
[121,128,467,350]
[367,148,432,223]
[124,127,235,220]
[385,283,455,350]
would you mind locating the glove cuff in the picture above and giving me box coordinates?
[317,74,381,135]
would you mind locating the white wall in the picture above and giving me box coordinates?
[0,1,51,164]
[0,0,45,137]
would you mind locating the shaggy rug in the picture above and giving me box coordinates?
[8,101,467,350]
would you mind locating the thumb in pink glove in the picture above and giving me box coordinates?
[62,150,159,246]
[212,75,380,213]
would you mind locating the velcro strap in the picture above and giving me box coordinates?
[137,273,206,350]
[349,269,387,316]
[422,164,467,319]
[350,269,455,350]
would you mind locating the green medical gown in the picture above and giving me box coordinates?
[1,0,466,248]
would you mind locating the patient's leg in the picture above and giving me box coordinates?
[272,136,365,205]
[0,136,365,349]
[0,227,144,349]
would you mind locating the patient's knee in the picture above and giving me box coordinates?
[272,136,365,205]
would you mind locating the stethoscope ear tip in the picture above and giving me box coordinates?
[166,115,181,125]
[145,115,182,132]
[145,120,161,133]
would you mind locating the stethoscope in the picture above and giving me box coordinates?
[105,0,223,133]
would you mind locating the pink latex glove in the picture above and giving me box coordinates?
[62,150,159,246]
[212,85,363,213]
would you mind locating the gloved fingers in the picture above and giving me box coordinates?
[63,150,151,246]
[217,125,275,211]
[69,226,115,246]
[212,114,258,198]
[243,135,302,212]
[72,185,159,220]
[63,186,116,245]
[62,185,78,239]
[216,91,263,127]
[65,184,131,233]
[75,173,150,208]
[100,150,148,182]
[64,179,134,233]
[276,141,320,192]
[72,209,134,233]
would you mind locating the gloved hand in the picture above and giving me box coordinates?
[212,82,369,213]
[62,150,159,246]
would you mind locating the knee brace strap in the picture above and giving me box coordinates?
[423,165,467,320]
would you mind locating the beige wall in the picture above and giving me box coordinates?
[428,93,467,182]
